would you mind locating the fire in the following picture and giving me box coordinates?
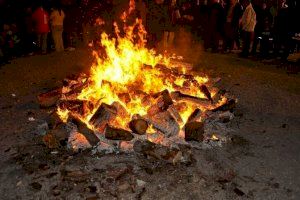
[57,1,224,139]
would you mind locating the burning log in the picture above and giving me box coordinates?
[184,121,205,142]
[58,100,94,117]
[89,103,117,132]
[37,87,62,108]
[211,99,236,112]
[147,90,174,116]
[167,105,183,124]
[69,115,100,146]
[105,126,133,141]
[200,84,213,102]
[187,108,202,123]
[145,111,180,137]
[133,140,192,164]
[129,119,148,135]
[117,93,131,104]
[171,91,209,105]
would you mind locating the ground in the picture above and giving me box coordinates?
[0,48,299,200]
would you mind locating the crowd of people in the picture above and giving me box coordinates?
[0,0,299,66]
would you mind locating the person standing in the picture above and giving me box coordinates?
[32,5,50,54]
[203,0,225,52]
[224,0,243,51]
[163,0,179,49]
[239,0,256,57]
[50,4,65,52]
[147,0,168,48]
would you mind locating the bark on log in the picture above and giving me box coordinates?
[89,103,117,132]
[69,115,100,146]
[105,126,133,141]
[37,87,62,108]
[184,121,205,142]
[129,119,148,135]
[211,99,236,112]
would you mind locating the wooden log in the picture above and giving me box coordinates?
[171,91,208,104]
[69,115,100,146]
[167,105,183,124]
[147,90,174,116]
[129,119,148,135]
[187,108,202,123]
[112,101,130,118]
[184,121,205,142]
[58,100,94,117]
[211,99,236,112]
[89,103,117,132]
[145,111,180,137]
[200,84,213,102]
[117,93,131,104]
[37,87,62,108]
[105,126,133,141]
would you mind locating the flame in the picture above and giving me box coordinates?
[56,1,225,139]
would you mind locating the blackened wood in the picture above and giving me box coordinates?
[69,116,100,146]
[129,119,148,135]
[187,108,202,123]
[105,126,133,141]
[37,87,62,108]
[211,99,236,112]
[171,91,208,103]
[161,90,173,110]
[184,121,204,142]
[58,100,94,116]
[200,84,213,102]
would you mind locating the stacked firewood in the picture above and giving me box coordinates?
[38,65,236,162]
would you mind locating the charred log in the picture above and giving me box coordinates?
[69,115,100,146]
[89,103,117,132]
[58,100,94,117]
[187,108,202,123]
[211,99,236,112]
[37,87,62,108]
[171,91,209,105]
[184,121,205,142]
[147,90,174,116]
[145,111,180,137]
[105,126,133,141]
[200,84,213,102]
[129,119,148,135]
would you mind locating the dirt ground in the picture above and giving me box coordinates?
[0,48,299,200]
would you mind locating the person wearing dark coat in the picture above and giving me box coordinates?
[203,0,225,52]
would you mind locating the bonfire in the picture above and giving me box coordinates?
[38,0,236,163]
